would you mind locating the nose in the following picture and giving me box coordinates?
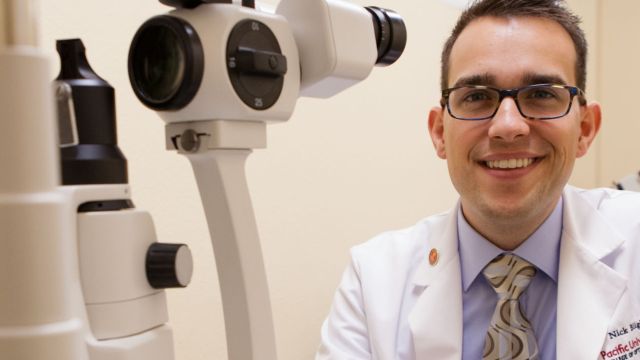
[487,97,530,142]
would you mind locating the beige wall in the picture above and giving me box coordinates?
[567,0,640,188]
[566,0,599,188]
[39,1,637,359]
[595,0,640,185]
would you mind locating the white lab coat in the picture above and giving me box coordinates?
[316,186,640,359]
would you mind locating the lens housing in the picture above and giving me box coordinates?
[128,15,204,110]
[366,6,407,66]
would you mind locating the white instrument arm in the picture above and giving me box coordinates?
[167,120,277,360]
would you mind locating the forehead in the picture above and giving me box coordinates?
[448,16,577,88]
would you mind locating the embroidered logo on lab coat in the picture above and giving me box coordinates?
[600,319,640,360]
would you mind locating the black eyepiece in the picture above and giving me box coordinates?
[160,0,203,8]
[159,0,231,8]
[55,38,128,185]
[366,6,407,66]
[128,15,204,110]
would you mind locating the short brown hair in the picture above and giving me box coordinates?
[440,0,587,90]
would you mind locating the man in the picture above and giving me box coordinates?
[316,0,640,359]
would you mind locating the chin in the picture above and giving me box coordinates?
[477,189,558,224]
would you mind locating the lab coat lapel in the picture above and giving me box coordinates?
[408,210,463,359]
[556,188,628,359]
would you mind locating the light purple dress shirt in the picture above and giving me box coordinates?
[458,199,562,360]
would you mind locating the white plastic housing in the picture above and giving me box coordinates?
[277,0,378,98]
[0,6,88,358]
[158,4,300,123]
[61,185,176,359]
[78,209,168,340]
[86,325,174,360]
[0,54,58,193]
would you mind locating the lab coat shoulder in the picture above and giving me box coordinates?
[350,212,448,284]
[317,212,452,360]
[564,185,640,256]
[569,185,640,222]
[557,186,640,359]
[582,187,640,288]
[593,187,640,302]
[351,211,452,308]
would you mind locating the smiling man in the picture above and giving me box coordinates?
[316,1,640,359]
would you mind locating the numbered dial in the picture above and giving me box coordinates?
[226,20,287,110]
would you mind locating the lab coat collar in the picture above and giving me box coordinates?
[411,203,459,287]
[556,186,628,359]
[409,205,463,359]
[561,186,626,258]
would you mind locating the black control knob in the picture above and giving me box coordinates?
[146,243,193,289]
[226,19,287,110]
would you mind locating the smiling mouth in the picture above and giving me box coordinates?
[484,158,538,169]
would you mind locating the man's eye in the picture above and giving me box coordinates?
[531,90,555,99]
[463,91,491,102]
[528,90,556,99]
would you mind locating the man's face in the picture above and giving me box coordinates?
[429,16,600,236]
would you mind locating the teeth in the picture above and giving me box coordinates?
[485,158,535,169]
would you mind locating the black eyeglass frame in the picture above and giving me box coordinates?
[440,83,587,121]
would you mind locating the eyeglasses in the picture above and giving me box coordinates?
[441,83,586,121]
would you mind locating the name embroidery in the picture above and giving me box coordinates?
[601,320,640,360]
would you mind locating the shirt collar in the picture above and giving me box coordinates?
[457,198,563,292]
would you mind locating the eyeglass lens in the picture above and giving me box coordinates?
[448,85,572,120]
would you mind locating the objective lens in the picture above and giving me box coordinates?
[128,16,204,110]
[132,26,185,103]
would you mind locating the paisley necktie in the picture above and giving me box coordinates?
[482,253,539,360]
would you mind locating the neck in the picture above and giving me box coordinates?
[461,198,561,251]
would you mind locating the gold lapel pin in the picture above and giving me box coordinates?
[429,248,439,266]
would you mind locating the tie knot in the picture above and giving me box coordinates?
[482,253,537,300]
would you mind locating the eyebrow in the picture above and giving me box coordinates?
[521,73,568,86]
[450,73,570,89]
[452,74,495,88]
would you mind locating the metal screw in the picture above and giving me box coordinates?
[180,129,201,152]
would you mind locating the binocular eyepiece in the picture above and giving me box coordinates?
[156,1,406,67]
[366,6,406,66]
[160,0,256,8]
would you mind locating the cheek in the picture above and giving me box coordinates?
[537,122,581,160]
[443,129,461,161]
[445,123,485,158]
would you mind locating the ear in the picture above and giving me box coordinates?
[576,101,602,158]
[428,106,447,159]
